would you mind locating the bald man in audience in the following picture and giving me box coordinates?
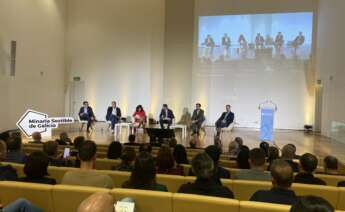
[78,193,114,212]
[250,159,298,205]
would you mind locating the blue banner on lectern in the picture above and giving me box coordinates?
[260,108,275,142]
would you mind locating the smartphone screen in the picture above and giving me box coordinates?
[63,147,70,158]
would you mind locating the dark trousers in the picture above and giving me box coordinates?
[215,120,228,136]
[108,115,119,130]
[160,119,172,129]
[80,114,93,131]
[191,121,203,135]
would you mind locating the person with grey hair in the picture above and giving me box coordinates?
[177,153,234,198]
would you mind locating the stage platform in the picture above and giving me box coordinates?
[21,122,345,162]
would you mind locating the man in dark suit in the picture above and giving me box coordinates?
[215,105,234,136]
[159,104,175,129]
[250,159,299,205]
[106,101,122,131]
[79,101,96,133]
[178,152,234,198]
[191,103,205,136]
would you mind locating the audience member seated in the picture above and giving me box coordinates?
[322,156,339,175]
[267,146,280,170]
[237,145,250,169]
[0,131,10,143]
[62,140,114,188]
[55,132,72,145]
[18,151,56,185]
[281,144,299,172]
[139,143,152,154]
[178,153,234,198]
[0,198,43,212]
[189,136,200,149]
[250,159,298,205]
[107,141,122,160]
[113,147,136,172]
[122,152,168,191]
[288,144,301,159]
[73,136,85,150]
[173,144,189,165]
[228,140,240,159]
[29,132,43,144]
[290,195,334,212]
[0,140,17,180]
[259,141,270,157]
[156,145,184,175]
[77,192,114,212]
[5,136,27,164]
[43,140,71,167]
[124,135,139,146]
[294,153,326,185]
[236,148,271,181]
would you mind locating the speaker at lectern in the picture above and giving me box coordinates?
[258,100,277,142]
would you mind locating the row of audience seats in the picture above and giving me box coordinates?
[4,161,345,209]
[1,180,345,212]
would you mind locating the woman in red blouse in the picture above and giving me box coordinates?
[133,105,147,128]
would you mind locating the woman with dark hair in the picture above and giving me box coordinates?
[113,147,136,171]
[122,152,168,191]
[156,145,184,176]
[107,141,122,159]
[236,145,250,169]
[267,146,280,170]
[133,105,147,128]
[18,151,56,185]
[260,141,270,157]
[173,144,189,165]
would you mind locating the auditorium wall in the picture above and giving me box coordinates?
[316,0,345,137]
[65,0,165,120]
[0,0,66,131]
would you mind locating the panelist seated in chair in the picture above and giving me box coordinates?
[215,104,234,137]
[132,105,147,128]
[191,103,205,136]
[106,101,122,131]
[79,101,96,133]
[159,104,175,129]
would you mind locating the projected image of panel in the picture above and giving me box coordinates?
[198,12,313,62]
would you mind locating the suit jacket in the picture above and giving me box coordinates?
[79,106,95,118]
[250,187,298,205]
[106,107,121,120]
[191,109,205,123]
[159,109,175,120]
[217,111,234,127]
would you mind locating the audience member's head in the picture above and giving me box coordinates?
[324,156,338,173]
[73,136,85,150]
[268,146,280,163]
[300,153,318,174]
[24,151,49,178]
[7,136,22,152]
[120,147,136,165]
[0,140,7,161]
[127,152,157,190]
[259,141,269,157]
[78,140,97,163]
[107,141,122,159]
[77,192,114,212]
[139,143,152,153]
[237,145,250,169]
[228,141,240,157]
[43,141,59,157]
[32,132,42,143]
[234,137,243,147]
[270,159,294,188]
[189,136,199,149]
[173,144,188,165]
[282,144,296,160]
[205,145,221,165]
[290,196,334,212]
[59,132,71,144]
[0,131,10,143]
[287,144,297,155]
[192,153,214,180]
[249,148,266,169]
[156,145,175,170]
[128,134,136,143]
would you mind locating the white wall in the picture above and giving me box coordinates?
[0,0,66,131]
[66,0,165,120]
[317,0,345,137]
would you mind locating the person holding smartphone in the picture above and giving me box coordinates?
[43,141,72,167]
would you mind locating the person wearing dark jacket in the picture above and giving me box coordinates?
[178,153,234,198]
[294,153,326,185]
[215,105,234,136]
[106,101,122,131]
[0,140,17,180]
